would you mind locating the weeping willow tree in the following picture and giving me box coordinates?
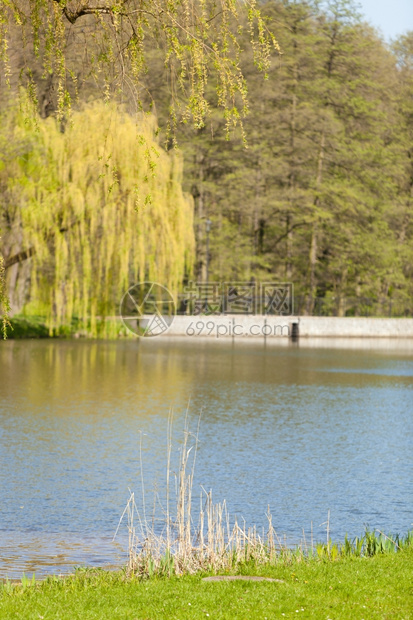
[0,255,9,338]
[1,101,194,336]
[0,1,279,336]
[0,0,279,132]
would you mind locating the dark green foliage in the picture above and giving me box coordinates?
[3,315,49,339]
[150,1,413,315]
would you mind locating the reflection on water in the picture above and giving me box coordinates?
[0,338,412,578]
[0,532,125,576]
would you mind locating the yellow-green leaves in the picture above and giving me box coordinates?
[1,101,194,336]
[1,0,279,135]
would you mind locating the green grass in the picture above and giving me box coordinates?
[2,419,412,618]
[4,316,50,339]
[1,547,413,619]
[3,315,128,339]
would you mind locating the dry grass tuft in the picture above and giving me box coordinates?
[114,412,290,577]
[114,412,413,577]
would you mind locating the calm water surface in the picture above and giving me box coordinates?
[0,338,412,577]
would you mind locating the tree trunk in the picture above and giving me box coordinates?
[194,152,206,282]
[336,266,348,317]
[306,21,338,315]
[306,129,325,314]
[252,159,262,271]
[286,53,298,281]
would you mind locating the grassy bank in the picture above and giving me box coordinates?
[1,546,413,619]
[3,315,129,339]
[3,316,50,339]
[2,420,412,618]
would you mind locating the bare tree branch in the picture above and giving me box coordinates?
[4,247,35,270]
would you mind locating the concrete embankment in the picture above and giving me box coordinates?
[167,315,413,339]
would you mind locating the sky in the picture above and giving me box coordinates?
[357,0,413,41]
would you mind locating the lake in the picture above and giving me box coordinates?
[0,337,412,577]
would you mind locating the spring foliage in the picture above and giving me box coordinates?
[1,101,194,336]
[174,3,413,315]
[0,0,279,133]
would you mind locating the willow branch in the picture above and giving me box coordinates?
[4,247,35,270]
[51,0,153,24]
[3,220,81,270]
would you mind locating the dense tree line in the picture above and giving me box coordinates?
[167,1,412,316]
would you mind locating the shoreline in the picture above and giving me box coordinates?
[4,314,413,340]
[1,542,413,619]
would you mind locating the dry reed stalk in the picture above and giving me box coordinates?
[376,530,400,550]
[327,509,331,555]
[311,521,314,555]
[114,415,289,576]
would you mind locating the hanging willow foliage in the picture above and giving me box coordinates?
[0,255,10,338]
[1,100,195,336]
[0,0,279,132]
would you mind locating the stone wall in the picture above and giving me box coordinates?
[164,315,413,339]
